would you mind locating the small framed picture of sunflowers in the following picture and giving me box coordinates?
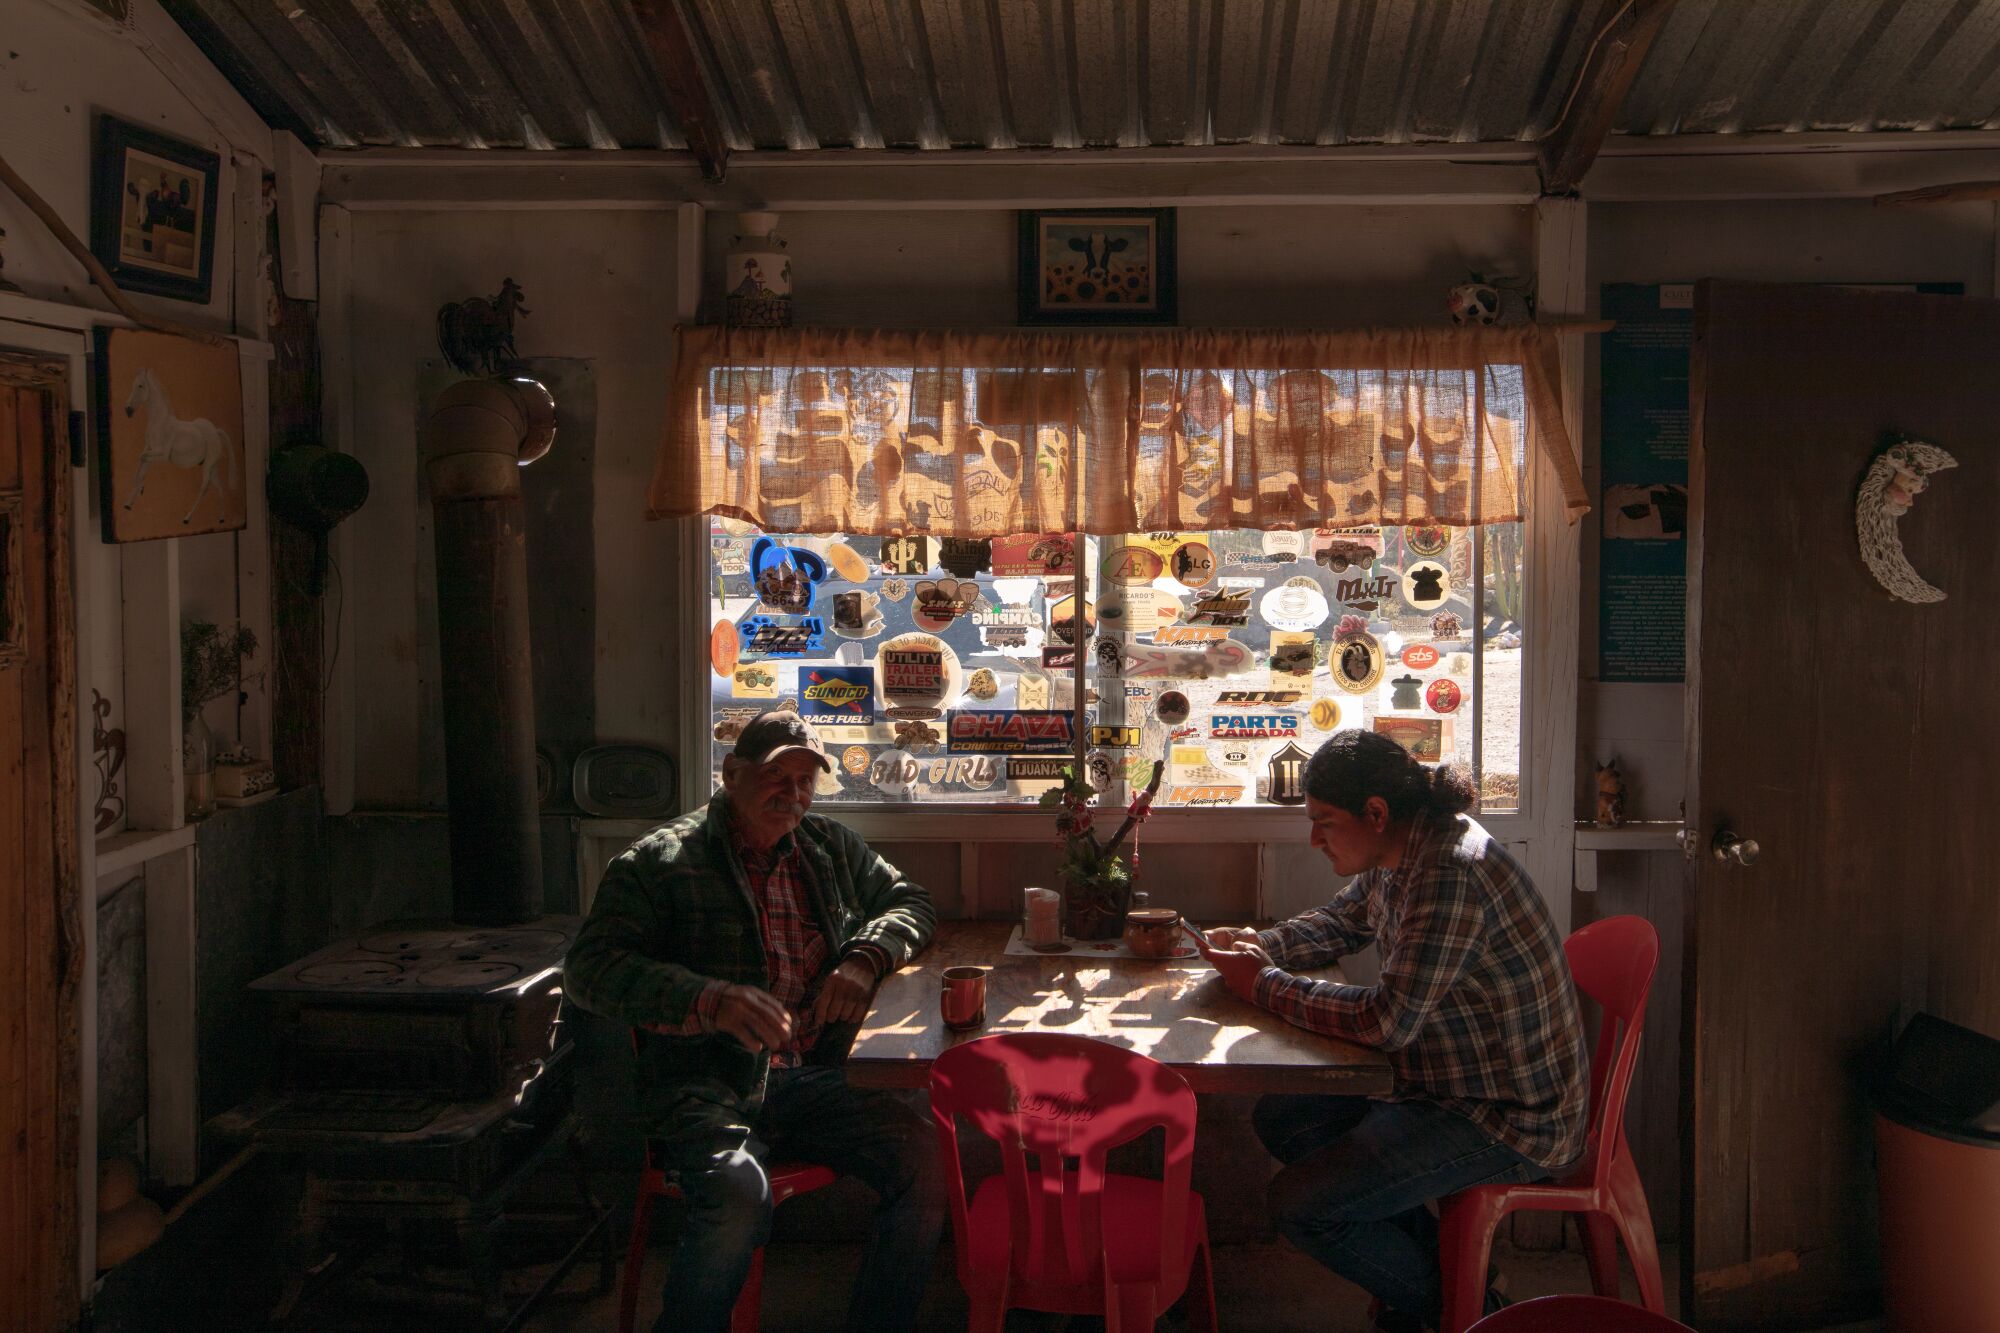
[1017,208,1176,325]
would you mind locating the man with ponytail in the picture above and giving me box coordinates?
[1205,731,1588,1332]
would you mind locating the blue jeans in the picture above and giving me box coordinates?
[1254,1094,1547,1329]
[655,1066,946,1333]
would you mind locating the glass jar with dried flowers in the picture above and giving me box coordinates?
[180,621,256,820]
[1037,756,1166,941]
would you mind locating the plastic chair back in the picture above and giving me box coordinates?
[1564,916,1659,1187]
[1468,1293,1694,1331]
[929,1033,1196,1290]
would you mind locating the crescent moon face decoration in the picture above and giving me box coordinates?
[1856,437,1957,604]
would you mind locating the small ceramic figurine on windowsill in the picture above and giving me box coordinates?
[1594,759,1628,828]
[214,745,278,807]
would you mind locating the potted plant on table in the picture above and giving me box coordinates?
[1038,756,1167,940]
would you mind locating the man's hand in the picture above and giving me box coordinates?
[1207,937,1274,1002]
[810,955,881,1027]
[712,983,793,1053]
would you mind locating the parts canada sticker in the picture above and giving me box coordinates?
[1209,712,1302,739]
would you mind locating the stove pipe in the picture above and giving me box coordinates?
[421,376,555,925]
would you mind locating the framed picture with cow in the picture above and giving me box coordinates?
[1018,208,1176,325]
[93,327,246,542]
[89,114,221,304]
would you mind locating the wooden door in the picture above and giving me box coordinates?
[0,352,80,1328]
[1683,281,2000,1329]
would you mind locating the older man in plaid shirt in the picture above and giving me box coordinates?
[566,711,943,1333]
[1207,731,1588,1333]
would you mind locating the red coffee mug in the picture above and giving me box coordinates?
[940,965,987,1031]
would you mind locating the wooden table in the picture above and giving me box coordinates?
[847,921,1392,1096]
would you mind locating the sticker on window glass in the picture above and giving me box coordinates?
[1185,587,1251,626]
[1374,715,1444,763]
[1266,741,1311,805]
[1404,523,1450,558]
[1270,631,1317,680]
[880,535,933,575]
[949,710,1079,755]
[991,533,1072,576]
[1333,630,1384,694]
[1101,545,1165,585]
[912,578,978,632]
[712,537,749,576]
[1015,674,1053,710]
[1426,678,1463,714]
[799,665,876,723]
[751,537,828,615]
[1308,697,1342,731]
[1401,560,1451,613]
[1262,579,1330,631]
[937,537,993,577]
[709,619,740,678]
[1168,541,1216,588]
[1155,690,1191,726]
[877,633,961,720]
[831,589,885,639]
[826,541,872,583]
[737,614,828,660]
[732,663,778,697]
[1333,570,1398,612]
[1402,643,1441,670]
[1388,674,1424,711]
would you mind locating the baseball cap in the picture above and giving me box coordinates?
[733,710,832,772]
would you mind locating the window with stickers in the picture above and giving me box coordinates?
[702,366,1532,814]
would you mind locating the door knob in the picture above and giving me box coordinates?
[1711,829,1760,866]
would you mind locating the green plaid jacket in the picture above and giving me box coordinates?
[564,793,935,1135]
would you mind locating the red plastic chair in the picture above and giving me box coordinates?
[1438,916,1666,1333]
[615,1028,837,1333]
[615,1150,837,1333]
[929,1033,1217,1333]
[1468,1293,1694,1331]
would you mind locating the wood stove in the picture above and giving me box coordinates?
[210,918,611,1324]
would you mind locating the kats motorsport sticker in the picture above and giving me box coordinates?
[1209,712,1302,740]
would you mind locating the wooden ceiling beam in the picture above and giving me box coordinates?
[630,0,731,182]
[1536,0,1680,197]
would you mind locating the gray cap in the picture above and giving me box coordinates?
[733,710,832,772]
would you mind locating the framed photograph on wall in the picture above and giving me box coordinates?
[89,114,220,304]
[1017,208,1176,325]
[93,327,246,542]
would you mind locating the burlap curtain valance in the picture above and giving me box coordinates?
[648,324,1586,537]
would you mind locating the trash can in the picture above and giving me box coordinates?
[1873,1012,2000,1333]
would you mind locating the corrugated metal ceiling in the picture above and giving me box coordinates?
[160,0,2000,154]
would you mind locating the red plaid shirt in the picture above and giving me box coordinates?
[1252,813,1589,1169]
[660,820,830,1067]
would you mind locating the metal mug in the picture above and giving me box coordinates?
[940,965,987,1031]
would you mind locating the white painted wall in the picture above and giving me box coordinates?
[340,208,684,806]
[0,0,277,1293]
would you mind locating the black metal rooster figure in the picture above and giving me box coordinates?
[436,277,530,376]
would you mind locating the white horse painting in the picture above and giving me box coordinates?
[122,367,234,524]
